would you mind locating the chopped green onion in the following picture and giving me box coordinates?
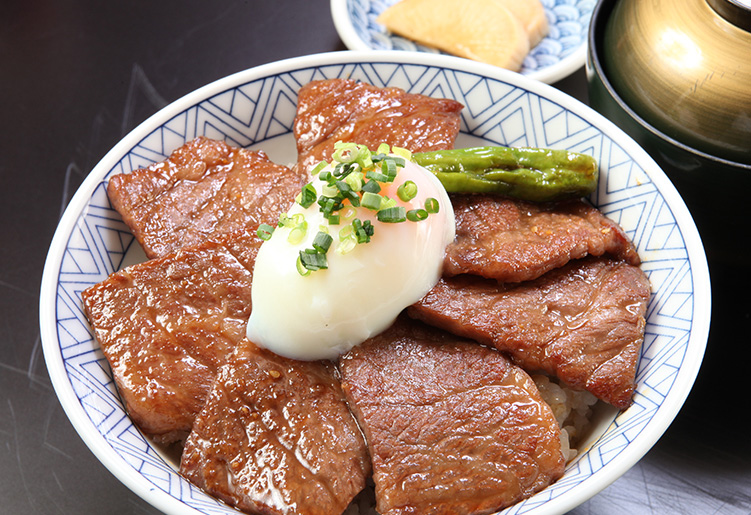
[425,197,440,214]
[321,183,339,198]
[296,256,311,276]
[297,183,317,208]
[310,161,328,176]
[377,206,406,223]
[361,179,381,194]
[344,170,364,192]
[340,205,357,221]
[287,220,308,245]
[312,231,333,253]
[407,208,429,222]
[299,248,328,271]
[352,218,374,243]
[281,141,424,275]
[332,142,359,163]
[257,223,275,241]
[366,170,390,182]
[278,212,305,228]
[337,225,357,254]
[397,180,418,202]
[380,196,397,210]
[361,191,383,211]
[392,146,412,160]
[318,196,339,216]
[333,162,352,178]
[336,180,360,206]
[381,158,399,180]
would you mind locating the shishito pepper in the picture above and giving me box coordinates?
[412,146,598,202]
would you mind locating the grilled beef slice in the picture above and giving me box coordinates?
[409,257,651,409]
[107,137,307,259]
[81,236,260,444]
[294,78,463,174]
[446,195,641,282]
[339,318,565,515]
[181,338,370,515]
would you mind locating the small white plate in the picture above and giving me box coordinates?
[331,0,594,84]
[40,50,710,515]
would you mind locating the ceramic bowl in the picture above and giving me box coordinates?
[40,50,710,515]
[330,0,595,84]
[587,0,751,263]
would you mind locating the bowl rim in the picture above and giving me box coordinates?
[329,0,590,85]
[39,49,711,515]
[586,0,751,170]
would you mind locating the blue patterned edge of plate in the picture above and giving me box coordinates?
[40,51,710,515]
[332,0,596,84]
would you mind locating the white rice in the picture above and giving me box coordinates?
[532,374,599,462]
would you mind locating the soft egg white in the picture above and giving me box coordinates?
[246,158,455,360]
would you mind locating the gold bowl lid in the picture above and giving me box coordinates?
[603,0,751,164]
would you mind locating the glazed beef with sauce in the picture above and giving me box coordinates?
[409,256,651,409]
[446,194,641,282]
[107,137,307,259]
[81,233,262,444]
[181,338,370,515]
[339,317,565,515]
[294,78,463,174]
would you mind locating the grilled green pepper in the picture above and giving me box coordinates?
[412,146,598,202]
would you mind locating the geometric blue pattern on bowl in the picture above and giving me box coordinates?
[331,0,595,84]
[40,51,710,515]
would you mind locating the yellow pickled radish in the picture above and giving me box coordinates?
[377,0,531,72]
[492,0,549,48]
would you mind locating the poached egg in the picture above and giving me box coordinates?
[246,151,455,360]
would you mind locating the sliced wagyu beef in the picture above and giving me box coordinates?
[107,136,307,259]
[338,317,565,515]
[293,78,463,174]
[181,338,371,515]
[445,195,641,283]
[81,239,256,444]
[409,257,651,409]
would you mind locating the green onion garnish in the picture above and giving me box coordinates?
[287,220,308,245]
[366,170,390,182]
[352,218,374,243]
[361,179,381,194]
[397,180,418,202]
[344,170,364,192]
[296,256,311,276]
[336,180,360,206]
[278,141,442,274]
[257,223,275,241]
[310,161,328,176]
[299,248,328,271]
[407,208,429,222]
[377,206,407,223]
[425,197,440,214]
[298,183,317,208]
[381,158,399,180]
[361,191,383,211]
[312,231,333,253]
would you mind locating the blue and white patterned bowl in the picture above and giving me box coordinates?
[40,51,710,515]
[331,0,595,84]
